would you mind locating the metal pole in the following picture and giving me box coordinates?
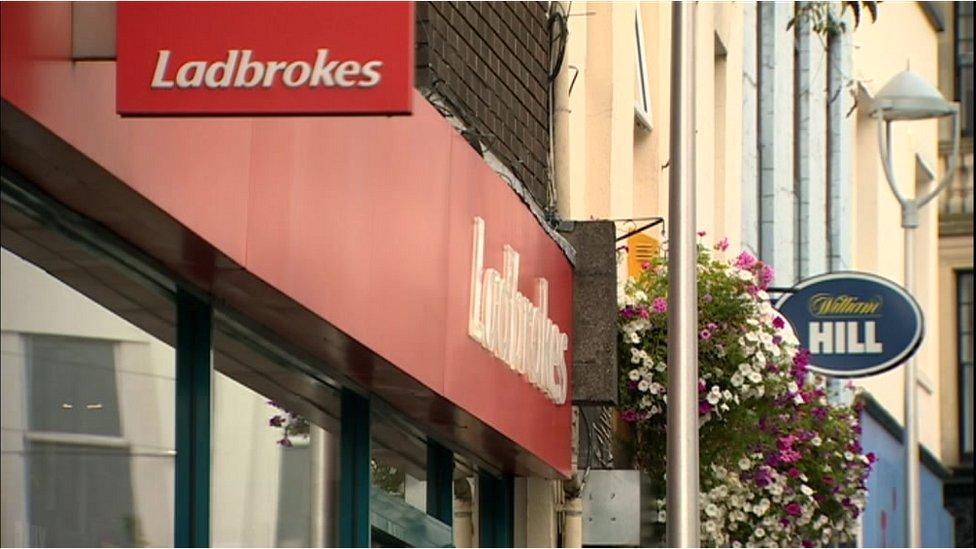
[666,2,699,547]
[903,224,920,547]
[886,118,921,548]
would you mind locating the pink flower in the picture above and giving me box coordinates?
[651,297,668,314]
[786,502,802,517]
[699,328,712,340]
[759,264,775,288]
[715,237,729,252]
[697,230,707,237]
[735,250,758,270]
[778,448,802,463]
[702,293,714,303]
[773,316,785,329]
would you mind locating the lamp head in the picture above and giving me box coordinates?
[871,69,957,121]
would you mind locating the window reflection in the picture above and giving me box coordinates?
[1,248,175,547]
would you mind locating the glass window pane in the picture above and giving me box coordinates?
[2,247,175,547]
[210,369,340,547]
[963,364,973,455]
[371,409,428,514]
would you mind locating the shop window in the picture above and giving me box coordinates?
[959,270,973,461]
[956,2,973,137]
[1,248,175,547]
[210,370,340,547]
[634,6,653,131]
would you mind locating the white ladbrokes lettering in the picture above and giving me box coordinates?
[468,217,569,405]
[151,49,384,90]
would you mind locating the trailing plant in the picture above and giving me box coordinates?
[268,400,310,447]
[617,235,873,547]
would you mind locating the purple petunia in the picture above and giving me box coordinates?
[785,502,802,517]
[773,316,786,330]
[753,466,772,487]
[651,297,668,314]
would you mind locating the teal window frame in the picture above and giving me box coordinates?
[478,470,514,548]
[175,288,212,547]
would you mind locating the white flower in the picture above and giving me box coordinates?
[630,332,640,343]
[722,390,733,401]
[754,527,766,538]
[738,269,754,281]
[844,451,854,461]
[707,391,721,405]
[731,372,744,387]
[739,457,752,470]
[657,510,666,523]
[793,393,805,405]
[787,381,799,393]
[738,363,753,375]
[630,348,642,364]
[801,484,814,497]
[628,369,641,381]
[705,503,719,517]
[638,379,650,392]
[649,382,663,395]
[748,371,763,384]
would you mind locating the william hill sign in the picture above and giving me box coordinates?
[775,272,924,378]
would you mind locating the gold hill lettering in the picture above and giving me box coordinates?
[808,294,883,317]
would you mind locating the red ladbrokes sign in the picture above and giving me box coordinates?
[117,2,413,116]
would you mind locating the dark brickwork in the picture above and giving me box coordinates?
[416,1,551,208]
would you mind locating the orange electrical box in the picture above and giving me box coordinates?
[627,233,660,278]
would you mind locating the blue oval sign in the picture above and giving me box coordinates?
[775,271,924,378]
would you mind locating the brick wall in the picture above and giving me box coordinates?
[416,1,552,209]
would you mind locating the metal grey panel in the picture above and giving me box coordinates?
[582,469,641,547]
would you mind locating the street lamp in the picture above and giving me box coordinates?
[871,69,960,548]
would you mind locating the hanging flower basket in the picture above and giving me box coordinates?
[617,235,874,547]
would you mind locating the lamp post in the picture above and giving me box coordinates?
[870,69,960,548]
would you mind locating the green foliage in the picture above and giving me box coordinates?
[788,1,879,40]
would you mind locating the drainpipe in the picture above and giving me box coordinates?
[453,478,474,548]
[561,473,583,547]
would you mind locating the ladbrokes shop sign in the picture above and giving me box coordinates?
[775,271,924,378]
[116,2,413,115]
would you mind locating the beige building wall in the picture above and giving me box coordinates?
[554,1,745,249]
[850,1,944,459]
[938,235,973,467]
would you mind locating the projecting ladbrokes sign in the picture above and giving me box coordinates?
[775,271,924,378]
[116,2,413,115]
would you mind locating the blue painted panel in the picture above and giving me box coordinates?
[861,413,954,548]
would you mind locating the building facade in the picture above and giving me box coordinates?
[1,1,972,548]
[551,1,969,547]
[1,2,601,547]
